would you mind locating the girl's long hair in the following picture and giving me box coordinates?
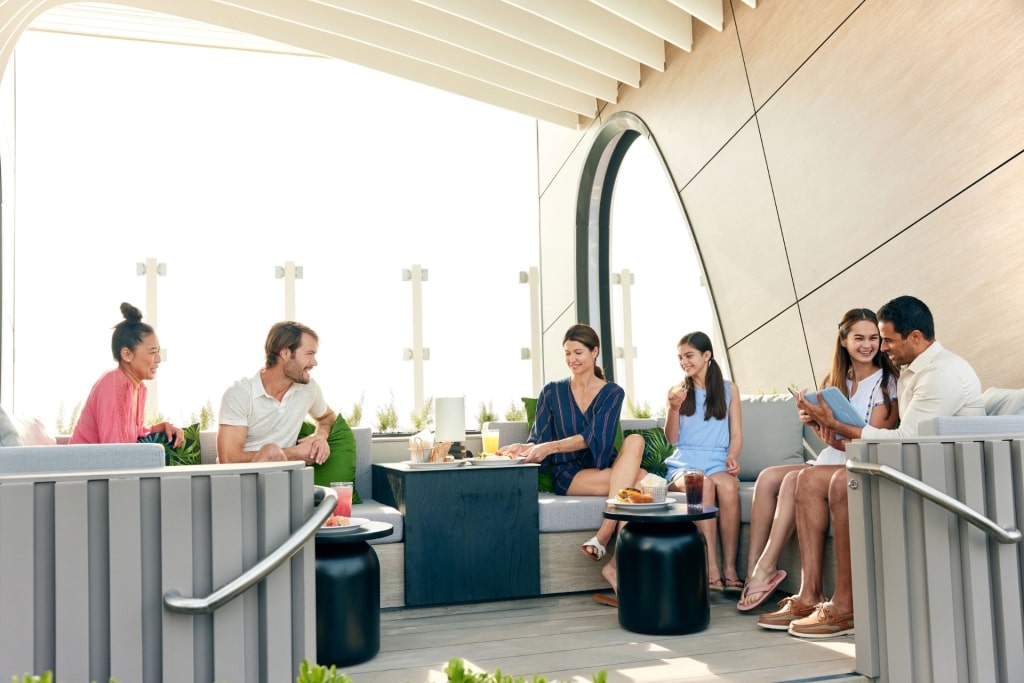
[822,308,899,418]
[678,331,726,420]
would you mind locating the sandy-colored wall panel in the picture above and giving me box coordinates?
[601,0,753,190]
[538,141,586,338]
[681,119,794,343]
[760,0,1024,296]
[732,0,862,109]
[727,305,812,394]
[541,307,577,383]
[797,152,1024,391]
[537,118,593,197]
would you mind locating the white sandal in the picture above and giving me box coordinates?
[580,536,606,561]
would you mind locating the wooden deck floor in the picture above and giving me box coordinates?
[341,591,864,683]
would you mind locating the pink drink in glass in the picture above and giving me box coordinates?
[331,482,353,517]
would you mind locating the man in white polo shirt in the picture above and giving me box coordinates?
[217,321,336,464]
[772,295,984,638]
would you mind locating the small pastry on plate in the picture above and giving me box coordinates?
[615,487,642,503]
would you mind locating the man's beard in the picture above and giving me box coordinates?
[284,359,310,384]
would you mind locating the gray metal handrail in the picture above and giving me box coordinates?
[163,484,338,614]
[847,459,1021,544]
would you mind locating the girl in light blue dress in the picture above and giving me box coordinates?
[664,331,743,593]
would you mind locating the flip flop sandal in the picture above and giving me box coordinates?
[736,569,788,612]
[579,536,606,561]
[592,593,618,608]
[708,578,725,592]
[723,578,745,595]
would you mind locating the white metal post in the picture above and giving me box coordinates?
[519,267,542,396]
[613,269,636,401]
[274,261,303,320]
[136,257,166,421]
[402,265,429,413]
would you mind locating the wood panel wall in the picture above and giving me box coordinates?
[537,0,1024,392]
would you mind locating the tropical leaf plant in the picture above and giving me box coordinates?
[624,427,674,477]
[139,423,202,466]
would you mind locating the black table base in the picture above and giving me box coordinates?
[314,522,392,667]
[616,520,710,635]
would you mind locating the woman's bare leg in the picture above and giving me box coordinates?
[697,476,721,584]
[568,434,646,592]
[745,464,807,578]
[710,471,741,585]
[738,469,800,608]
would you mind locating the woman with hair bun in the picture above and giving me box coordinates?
[70,303,183,447]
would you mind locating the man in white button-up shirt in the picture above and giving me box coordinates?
[782,296,983,638]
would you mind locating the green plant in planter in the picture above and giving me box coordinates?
[476,400,498,429]
[504,401,525,422]
[188,400,216,430]
[411,396,434,431]
[346,391,365,427]
[139,423,202,466]
[375,392,399,433]
[626,396,652,418]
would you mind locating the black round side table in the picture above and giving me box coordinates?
[314,521,393,667]
[603,503,719,635]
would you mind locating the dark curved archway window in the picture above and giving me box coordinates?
[575,112,723,413]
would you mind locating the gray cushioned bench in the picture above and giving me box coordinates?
[0,442,165,473]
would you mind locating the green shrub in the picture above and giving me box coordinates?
[476,401,498,429]
[411,396,434,431]
[503,401,525,422]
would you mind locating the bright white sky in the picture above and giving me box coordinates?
[8,28,713,434]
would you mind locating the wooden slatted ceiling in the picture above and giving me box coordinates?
[26,0,757,128]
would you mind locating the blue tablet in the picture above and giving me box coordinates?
[795,386,866,427]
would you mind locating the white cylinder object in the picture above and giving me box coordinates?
[434,396,466,442]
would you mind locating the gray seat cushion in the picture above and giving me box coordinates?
[538,493,608,532]
[353,499,404,544]
[0,443,165,473]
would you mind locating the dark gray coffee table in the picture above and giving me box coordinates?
[372,461,539,605]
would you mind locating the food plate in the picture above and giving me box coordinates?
[318,517,370,535]
[605,497,678,510]
[467,455,526,466]
[402,460,465,469]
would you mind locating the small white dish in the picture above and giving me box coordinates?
[467,455,526,466]
[605,497,678,510]
[402,460,465,469]
[319,516,370,534]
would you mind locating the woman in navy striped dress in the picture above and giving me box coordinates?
[504,323,646,598]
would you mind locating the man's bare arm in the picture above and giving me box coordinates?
[217,424,258,463]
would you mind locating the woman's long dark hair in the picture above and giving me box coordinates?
[563,323,605,379]
[823,308,898,418]
[678,331,726,421]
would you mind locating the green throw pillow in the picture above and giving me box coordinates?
[623,427,674,477]
[523,396,537,432]
[522,397,556,492]
[298,416,362,504]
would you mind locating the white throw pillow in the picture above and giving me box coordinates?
[982,388,1024,416]
[0,405,24,447]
